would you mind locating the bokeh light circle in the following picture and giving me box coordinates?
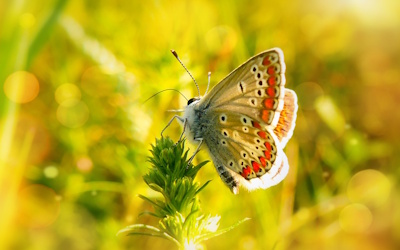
[347,169,391,207]
[77,156,93,172]
[44,166,59,178]
[16,184,60,228]
[55,83,81,106]
[339,203,373,233]
[239,235,257,250]
[56,101,89,128]
[3,71,40,103]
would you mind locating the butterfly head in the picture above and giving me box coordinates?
[187,97,201,106]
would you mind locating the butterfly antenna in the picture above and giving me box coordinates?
[142,88,188,104]
[205,71,211,95]
[171,50,201,97]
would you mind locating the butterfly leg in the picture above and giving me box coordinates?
[161,115,185,138]
[177,118,187,142]
[187,139,203,168]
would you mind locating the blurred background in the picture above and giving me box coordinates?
[1,0,399,249]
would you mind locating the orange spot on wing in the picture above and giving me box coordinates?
[257,131,266,139]
[241,166,252,179]
[264,141,272,151]
[276,110,287,135]
[264,98,274,109]
[259,157,266,167]
[264,150,271,160]
[266,87,276,97]
[252,121,261,129]
[252,161,260,172]
[275,126,282,135]
[267,77,276,86]
[274,91,297,141]
[262,57,271,66]
[261,110,270,122]
[267,66,275,75]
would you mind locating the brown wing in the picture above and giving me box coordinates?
[199,48,287,131]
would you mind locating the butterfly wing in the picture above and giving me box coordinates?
[193,48,297,193]
[273,89,298,148]
[199,48,288,131]
[201,111,290,193]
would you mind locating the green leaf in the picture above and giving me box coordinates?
[138,194,164,210]
[117,224,161,236]
[148,183,164,193]
[195,180,212,195]
[117,224,181,247]
[194,218,251,243]
[139,211,163,218]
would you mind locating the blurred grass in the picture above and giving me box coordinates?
[1,0,400,249]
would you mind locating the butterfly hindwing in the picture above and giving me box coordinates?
[202,111,289,193]
[273,89,298,148]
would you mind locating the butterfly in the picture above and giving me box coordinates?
[169,48,297,194]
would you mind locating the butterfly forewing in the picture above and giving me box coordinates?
[199,48,287,130]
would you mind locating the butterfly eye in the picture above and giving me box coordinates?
[187,97,199,105]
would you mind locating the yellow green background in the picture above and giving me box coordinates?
[1,0,399,249]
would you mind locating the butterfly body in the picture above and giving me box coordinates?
[180,48,297,194]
